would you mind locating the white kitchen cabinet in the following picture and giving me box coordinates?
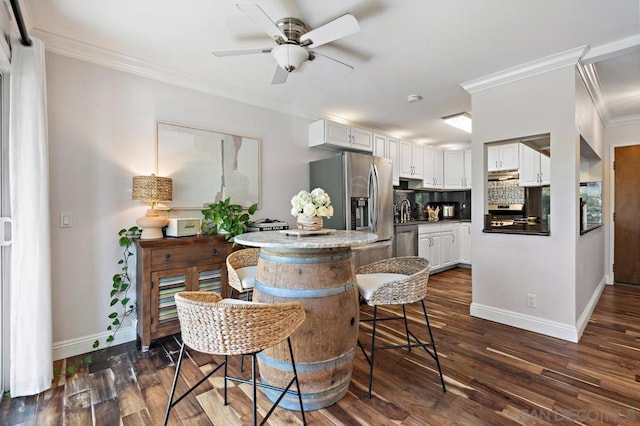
[519,144,550,187]
[373,134,400,186]
[540,152,550,185]
[418,223,456,272]
[399,140,424,179]
[309,119,373,152]
[423,145,443,189]
[464,148,472,188]
[388,137,400,186]
[443,150,466,189]
[373,133,386,157]
[419,232,442,270]
[440,228,456,268]
[457,222,472,264]
[487,143,519,171]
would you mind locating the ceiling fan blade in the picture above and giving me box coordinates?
[212,47,272,57]
[300,14,360,48]
[237,3,288,42]
[271,65,289,84]
[310,51,354,75]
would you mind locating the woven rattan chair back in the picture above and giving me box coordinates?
[175,291,305,355]
[226,248,260,294]
[356,256,430,305]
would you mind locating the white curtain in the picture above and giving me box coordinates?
[8,34,52,396]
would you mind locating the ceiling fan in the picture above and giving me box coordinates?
[212,3,360,84]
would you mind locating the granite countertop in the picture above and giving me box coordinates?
[394,219,471,227]
[234,229,378,248]
[482,221,550,236]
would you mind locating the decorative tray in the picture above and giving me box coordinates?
[279,229,337,237]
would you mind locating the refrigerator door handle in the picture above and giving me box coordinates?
[371,164,380,232]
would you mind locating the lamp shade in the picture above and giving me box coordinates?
[271,44,308,72]
[132,175,173,203]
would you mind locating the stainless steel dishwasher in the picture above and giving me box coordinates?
[394,224,418,257]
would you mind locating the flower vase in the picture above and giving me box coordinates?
[297,215,323,231]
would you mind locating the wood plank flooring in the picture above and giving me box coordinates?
[2,268,640,425]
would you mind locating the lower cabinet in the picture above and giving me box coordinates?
[135,235,230,351]
[456,222,472,264]
[418,223,456,272]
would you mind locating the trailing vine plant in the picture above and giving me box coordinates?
[93,226,141,349]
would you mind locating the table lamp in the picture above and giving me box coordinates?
[132,174,173,239]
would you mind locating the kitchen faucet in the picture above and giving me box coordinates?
[400,199,411,222]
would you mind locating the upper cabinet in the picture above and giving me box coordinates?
[399,140,424,179]
[464,148,472,188]
[423,145,443,189]
[373,133,400,186]
[519,143,550,187]
[443,150,467,189]
[309,119,373,152]
[373,133,386,157]
[388,137,400,186]
[487,142,519,171]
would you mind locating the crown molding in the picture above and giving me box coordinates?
[576,61,611,125]
[581,33,640,63]
[461,45,588,94]
[32,28,317,121]
[578,48,640,128]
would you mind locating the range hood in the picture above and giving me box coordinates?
[488,170,519,181]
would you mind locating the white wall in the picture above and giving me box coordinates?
[46,53,331,358]
[470,65,580,341]
[574,70,606,333]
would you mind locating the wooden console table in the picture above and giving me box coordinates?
[135,234,230,351]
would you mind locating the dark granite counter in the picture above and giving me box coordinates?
[394,219,471,227]
[482,220,550,236]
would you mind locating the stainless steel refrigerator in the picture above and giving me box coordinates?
[310,152,394,269]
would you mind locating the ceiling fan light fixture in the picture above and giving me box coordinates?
[442,112,472,133]
[272,44,308,72]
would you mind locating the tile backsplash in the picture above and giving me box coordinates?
[487,179,524,205]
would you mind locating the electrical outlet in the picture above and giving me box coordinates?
[526,293,537,308]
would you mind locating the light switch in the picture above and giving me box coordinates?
[60,212,72,228]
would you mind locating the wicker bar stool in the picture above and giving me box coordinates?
[163,291,307,426]
[226,248,259,300]
[355,256,446,399]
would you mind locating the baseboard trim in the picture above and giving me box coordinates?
[575,277,607,340]
[52,326,137,361]
[470,303,579,343]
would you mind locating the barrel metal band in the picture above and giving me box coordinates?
[254,279,355,298]
[260,378,350,411]
[259,250,352,264]
[257,347,355,372]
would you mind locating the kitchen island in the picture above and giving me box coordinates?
[233,230,377,410]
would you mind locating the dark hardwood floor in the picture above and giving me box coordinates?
[2,267,640,425]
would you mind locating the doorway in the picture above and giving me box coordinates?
[613,145,640,285]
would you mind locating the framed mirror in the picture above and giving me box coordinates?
[156,122,261,210]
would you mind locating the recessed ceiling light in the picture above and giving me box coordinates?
[407,94,422,103]
[442,112,472,133]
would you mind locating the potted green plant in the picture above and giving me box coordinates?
[93,226,141,349]
[201,197,258,243]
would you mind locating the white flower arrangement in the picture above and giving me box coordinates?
[290,188,334,219]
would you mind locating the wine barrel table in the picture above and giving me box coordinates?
[233,230,377,410]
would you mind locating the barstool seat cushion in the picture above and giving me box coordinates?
[236,265,257,289]
[356,273,408,301]
[218,298,254,305]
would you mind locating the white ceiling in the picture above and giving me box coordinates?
[15,0,640,144]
